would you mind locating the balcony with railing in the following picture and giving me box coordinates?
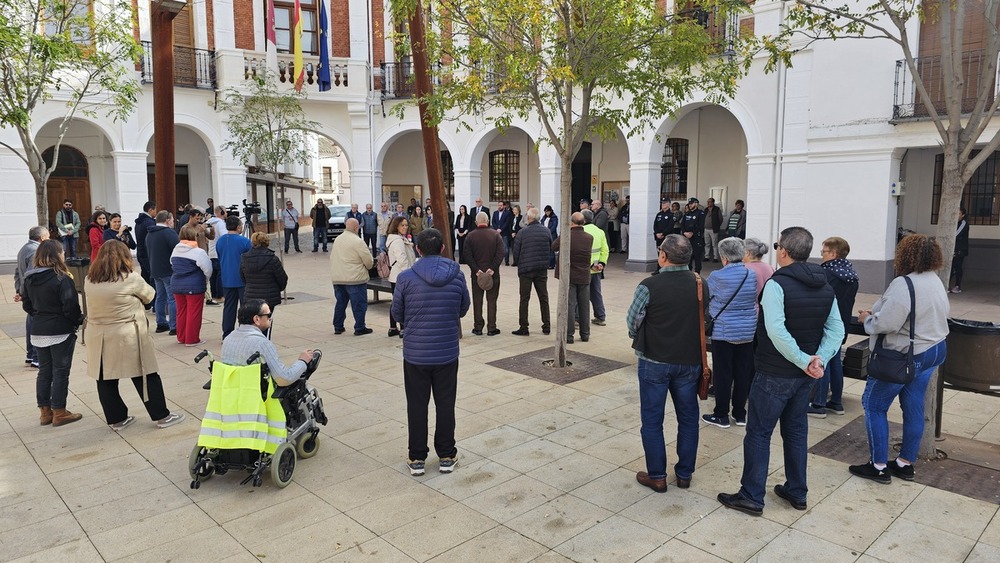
[677,6,740,58]
[892,50,999,120]
[140,41,217,89]
[231,52,366,100]
[378,61,417,99]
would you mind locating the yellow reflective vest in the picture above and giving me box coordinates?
[198,362,287,454]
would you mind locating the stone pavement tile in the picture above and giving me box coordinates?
[966,542,1000,563]
[292,449,384,491]
[326,408,392,436]
[423,459,520,501]
[325,537,416,562]
[8,536,103,563]
[828,473,923,517]
[347,387,410,423]
[336,418,408,450]
[58,466,171,511]
[89,504,214,561]
[619,489,721,537]
[526,451,618,492]
[522,386,589,410]
[594,380,641,406]
[462,474,564,523]
[461,365,530,391]
[315,465,421,511]
[530,551,574,563]
[428,525,547,563]
[195,481,310,524]
[382,502,499,562]
[345,484,455,535]
[747,529,859,562]
[589,402,643,432]
[637,538,727,562]
[974,418,1000,446]
[0,492,69,534]
[460,425,538,457]
[505,494,612,549]
[899,486,998,540]
[941,392,1000,425]
[497,377,559,399]
[581,430,646,466]
[566,373,631,396]
[555,393,625,419]
[554,514,668,561]
[454,411,505,441]
[75,483,193,536]
[855,556,891,563]
[455,381,491,400]
[508,409,588,438]
[570,467,659,513]
[791,499,893,552]
[941,411,990,439]
[330,378,397,401]
[678,502,786,562]
[865,518,975,561]
[248,513,377,559]
[982,511,1000,547]
[543,418,622,451]
[478,398,551,425]
[223,493,337,546]
[491,438,575,473]
[113,526,250,563]
[460,389,521,414]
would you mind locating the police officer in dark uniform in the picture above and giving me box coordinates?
[652,197,674,248]
[681,197,706,273]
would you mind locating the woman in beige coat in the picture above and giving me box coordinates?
[385,215,416,337]
[84,241,185,430]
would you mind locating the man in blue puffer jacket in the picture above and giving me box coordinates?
[391,228,470,477]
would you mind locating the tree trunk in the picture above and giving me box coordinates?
[35,173,49,229]
[552,155,574,367]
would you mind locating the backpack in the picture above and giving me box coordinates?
[375,250,392,278]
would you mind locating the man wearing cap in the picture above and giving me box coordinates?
[579,198,591,211]
[681,198,707,273]
[582,209,610,326]
[653,197,675,248]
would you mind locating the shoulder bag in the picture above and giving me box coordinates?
[867,276,916,385]
[705,269,749,337]
[696,274,713,400]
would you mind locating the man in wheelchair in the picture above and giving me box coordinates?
[189,299,326,489]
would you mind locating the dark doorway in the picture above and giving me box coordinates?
[572,142,592,206]
[147,164,191,212]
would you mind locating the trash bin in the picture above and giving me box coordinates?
[65,257,90,317]
[941,318,1000,393]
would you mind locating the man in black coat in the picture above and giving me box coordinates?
[491,201,514,266]
[681,197,706,273]
[653,197,674,248]
[511,208,553,336]
[135,201,157,292]
[145,211,180,334]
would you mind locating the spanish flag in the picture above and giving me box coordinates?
[292,0,304,91]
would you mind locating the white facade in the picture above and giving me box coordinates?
[2,1,997,291]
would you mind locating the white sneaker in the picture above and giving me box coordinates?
[156,412,186,429]
[949,287,962,294]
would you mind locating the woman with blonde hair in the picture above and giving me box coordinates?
[85,241,185,430]
[241,232,288,338]
[170,225,212,346]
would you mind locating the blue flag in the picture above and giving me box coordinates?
[318,0,331,91]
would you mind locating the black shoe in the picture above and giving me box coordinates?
[472,329,483,336]
[487,329,501,336]
[580,335,589,342]
[168,329,177,336]
[702,414,731,429]
[849,461,892,484]
[388,328,400,337]
[512,328,530,336]
[676,477,691,489]
[312,249,318,252]
[323,248,328,252]
[889,460,915,481]
[354,328,373,336]
[718,492,763,516]
[334,328,346,335]
[296,249,302,253]
[774,484,807,510]
[566,335,574,344]
[155,325,169,333]
[205,299,219,306]
[542,328,550,335]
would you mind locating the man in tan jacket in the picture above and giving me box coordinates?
[330,218,375,335]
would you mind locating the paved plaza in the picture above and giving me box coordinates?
[1,237,999,562]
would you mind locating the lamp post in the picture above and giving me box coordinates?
[151,0,187,215]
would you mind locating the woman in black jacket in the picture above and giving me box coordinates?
[21,239,85,426]
[950,207,969,293]
[102,213,137,250]
[240,232,288,337]
[453,205,470,262]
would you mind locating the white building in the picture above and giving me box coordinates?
[1,0,996,292]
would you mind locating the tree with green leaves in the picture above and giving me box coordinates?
[769,0,1000,458]
[219,70,319,271]
[0,0,141,227]
[388,0,752,365]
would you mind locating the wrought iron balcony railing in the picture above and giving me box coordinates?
[140,41,217,90]
[893,50,998,120]
[379,61,418,99]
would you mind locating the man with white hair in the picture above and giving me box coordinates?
[511,208,552,336]
[15,226,50,368]
[330,218,374,336]
[464,211,504,336]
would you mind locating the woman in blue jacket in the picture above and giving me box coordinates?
[170,225,212,346]
[702,237,758,428]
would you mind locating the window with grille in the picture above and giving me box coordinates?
[661,139,689,200]
[441,151,455,200]
[322,167,333,191]
[42,146,88,178]
[273,0,318,55]
[489,150,520,202]
[931,152,1000,225]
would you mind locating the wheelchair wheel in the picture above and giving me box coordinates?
[295,434,320,459]
[188,445,214,481]
[271,442,296,488]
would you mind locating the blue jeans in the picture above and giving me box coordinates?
[739,372,813,507]
[333,283,369,332]
[313,226,328,250]
[862,340,947,464]
[62,235,77,258]
[590,272,605,321]
[378,233,387,252]
[637,358,701,480]
[222,286,245,338]
[209,258,222,299]
[812,348,844,407]
[25,314,36,362]
[154,276,177,330]
[502,234,511,264]
[36,334,76,409]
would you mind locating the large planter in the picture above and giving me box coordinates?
[941,319,1000,393]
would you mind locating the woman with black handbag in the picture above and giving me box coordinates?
[849,234,949,484]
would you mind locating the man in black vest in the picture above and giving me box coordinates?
[718,226,844,516]
[627,235,709,493]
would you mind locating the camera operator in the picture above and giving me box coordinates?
[103,213,137,250]
[222,299,315,386]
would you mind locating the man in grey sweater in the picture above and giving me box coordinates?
[14,226,49,368]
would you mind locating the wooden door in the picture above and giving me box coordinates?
[47,178,92,254]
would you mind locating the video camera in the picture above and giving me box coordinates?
[242,199,262,216]
[226,204,240,218]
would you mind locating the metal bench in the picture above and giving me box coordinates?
[367,277,393,304]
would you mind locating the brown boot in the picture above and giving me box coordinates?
[39,406,53,426]
[51,408,83,427]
